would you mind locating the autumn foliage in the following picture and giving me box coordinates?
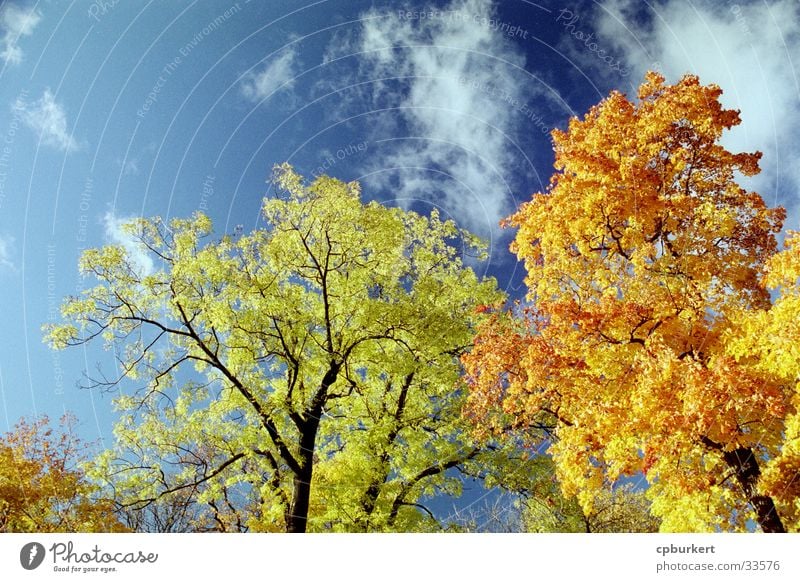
[463,72,794,532]
[40,71,800,533]
[0,415,125,532]
[727,231,800,528]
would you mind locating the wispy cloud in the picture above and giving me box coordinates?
[0,234,15,270]
[123,159,139,176]
[117,158,140,176]
[20,89,80,153]
[102,212,154,277]
[595,0,800,223]
[328,0,544,238]
[240,48,299,102]
[0,2,41,66]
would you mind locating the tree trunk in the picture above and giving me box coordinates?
[285,362,341,532]
[285,409,323,532]
[700,437,785,532]
[286,464,313,533]
[285,421,319,532]
[720,446,785,533]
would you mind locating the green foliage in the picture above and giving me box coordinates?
[46,164,508,532]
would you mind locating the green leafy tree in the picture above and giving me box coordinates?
[45,164,509,532]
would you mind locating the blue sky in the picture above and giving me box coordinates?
[0,0,798,514]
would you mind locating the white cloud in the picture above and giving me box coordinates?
[118,158,140,176]
[240,48,299,102]
[0,234,14,270]
[595,0,800,224]
[123,160,139,176]
[20,89,80,153]
[102,212,154,277]
[0,2,41,66]
[341,0,541,237]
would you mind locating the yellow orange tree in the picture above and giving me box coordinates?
[0,415,125,532]
[726,232,800,529]
[463,72,792,532]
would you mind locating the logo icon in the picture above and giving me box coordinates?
[20,542,46,570]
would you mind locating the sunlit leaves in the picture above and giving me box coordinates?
[464,72,791,532]
[725,231,800,530]
[0,415,126,532]
[46,165,507,532]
